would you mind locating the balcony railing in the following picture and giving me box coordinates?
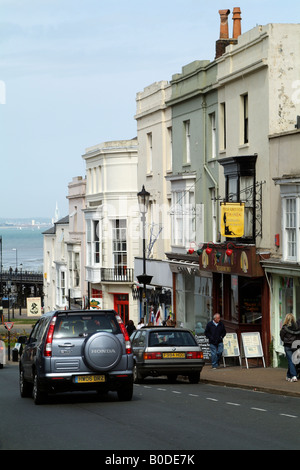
[100,267,134,283]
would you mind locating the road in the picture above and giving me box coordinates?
[0,363,299,451]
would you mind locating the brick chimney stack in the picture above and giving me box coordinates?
[215,7,241,59]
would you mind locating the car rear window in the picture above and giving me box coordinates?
[53,314,120,338]
[149,330,197,347]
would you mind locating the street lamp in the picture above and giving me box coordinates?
[137,185,152,323]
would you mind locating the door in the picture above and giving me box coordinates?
[114,294,129,325]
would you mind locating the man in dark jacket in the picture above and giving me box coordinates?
[205,313,226,369]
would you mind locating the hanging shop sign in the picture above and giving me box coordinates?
[198,245,265,277]
[220,202,244,238]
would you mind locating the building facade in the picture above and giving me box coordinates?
[135,81,173,323]
[82,139,139,326]
[43,176,86,312]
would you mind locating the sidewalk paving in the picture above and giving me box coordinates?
[201,364,300,398]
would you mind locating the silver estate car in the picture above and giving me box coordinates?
[131,327,204,384]
[19,310,133,404]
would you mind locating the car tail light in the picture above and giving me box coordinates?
[186,351,203,359]
[144,352,162,360]
[44,316,57,357]
[115,315,132,354]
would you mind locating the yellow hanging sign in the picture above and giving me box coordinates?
[221,203,245,238]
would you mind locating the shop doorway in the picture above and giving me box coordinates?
[114,293,129,325]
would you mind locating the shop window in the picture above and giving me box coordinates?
[239,278,262,324]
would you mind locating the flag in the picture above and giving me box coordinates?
[155,307,162,325]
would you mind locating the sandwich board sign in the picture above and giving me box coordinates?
[241,331,265,368]
[222,332,241,366]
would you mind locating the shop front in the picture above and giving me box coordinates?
[260,259,300,368]
[198,244,271,365]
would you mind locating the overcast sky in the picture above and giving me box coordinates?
[0,0,299,219]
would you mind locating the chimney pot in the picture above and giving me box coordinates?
[232,7,242,39]
[218,9,231,39]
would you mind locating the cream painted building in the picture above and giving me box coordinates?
[43,176,87,312]
[135,81,173,323]
[82,139,139,326]
[215,22,300,365]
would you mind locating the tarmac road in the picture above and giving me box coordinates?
[1,362,300,451]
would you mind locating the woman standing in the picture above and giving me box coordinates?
[280,314,300,382]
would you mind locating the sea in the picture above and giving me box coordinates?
[0,223,51,273]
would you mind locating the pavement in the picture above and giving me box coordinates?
[201,364,300,398]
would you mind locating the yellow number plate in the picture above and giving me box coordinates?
[163,353,185,359]
[74,375,105,383]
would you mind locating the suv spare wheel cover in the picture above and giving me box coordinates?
[84,332,122,371]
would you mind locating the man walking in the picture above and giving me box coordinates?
[205,313,226,369]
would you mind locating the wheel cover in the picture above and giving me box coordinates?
[84,332,122,371]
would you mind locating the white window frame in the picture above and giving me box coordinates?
[86,219,101,267]
[147,132,153,174]
[282,197,299,262]
[209,112,216,159]
[170,180,196,248]
[184,120,191,164]
[112,219,127,270]
[56,265,67,307]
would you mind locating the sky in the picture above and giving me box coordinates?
[0,0,299,219]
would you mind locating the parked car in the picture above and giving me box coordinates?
[131,326,204,383]
[19,310,133,404]
[0,340,5,369]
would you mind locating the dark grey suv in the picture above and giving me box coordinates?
[131,327,204,384]
[19,310,133,404]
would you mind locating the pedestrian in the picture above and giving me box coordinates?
[126,320,136,336]
[137,317,145,330]
[205,313,226,369]
[280,313,300,382]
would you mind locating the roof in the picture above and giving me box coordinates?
[42,215,69,235]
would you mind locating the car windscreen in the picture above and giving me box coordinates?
[149,330,197,347]
[53,314,121,338]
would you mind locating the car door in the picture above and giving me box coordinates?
[22,317,48,380]
[132,330,147,366]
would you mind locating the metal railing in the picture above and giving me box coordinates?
[100,267,134,283]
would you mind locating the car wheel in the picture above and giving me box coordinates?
[19,368,32,398]
[133,364,143,384]
[33,373,48,405]
[188,372,200,384]
[117,380,133,401]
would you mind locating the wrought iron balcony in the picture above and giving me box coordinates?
[100,267,134,283]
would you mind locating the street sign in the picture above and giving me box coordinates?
[4,322,14,331]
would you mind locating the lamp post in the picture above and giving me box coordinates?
[137,185,152,323]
